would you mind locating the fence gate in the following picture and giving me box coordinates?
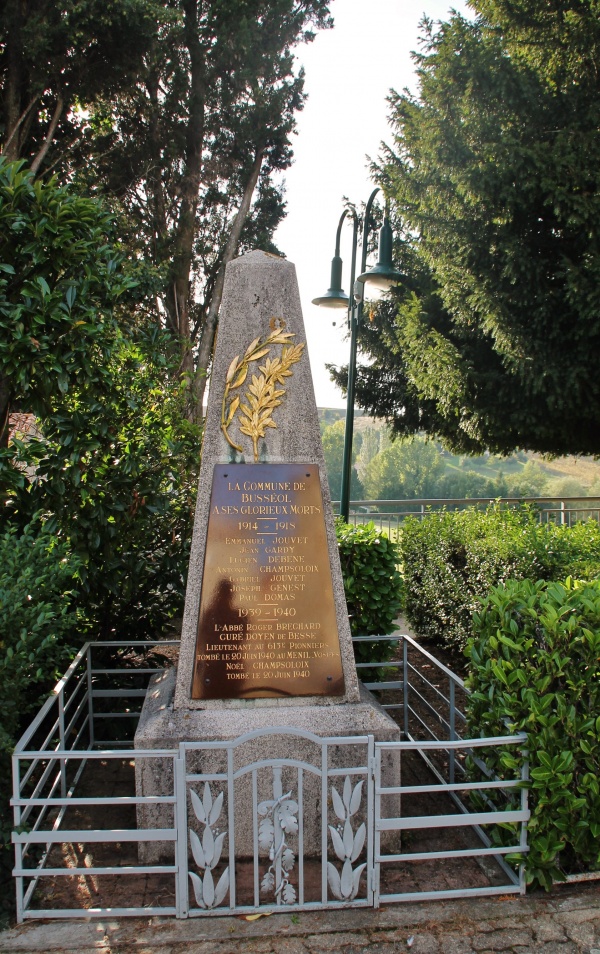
[174,729,526,917]
[176,728,376,916]
[12,639,528,921]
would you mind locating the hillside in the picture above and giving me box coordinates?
[317,409,600,498]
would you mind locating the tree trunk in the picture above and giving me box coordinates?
[30,95,63,175]
[147,69,170,324]
[0,375,11,448]
[164,0,205,370]
[192,147,266,422]
[3,0,25,160]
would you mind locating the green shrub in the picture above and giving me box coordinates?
[3,329,200,641]
[336,520,403,676]
[400,505,600,650]
[466,578,600,889]
[551,520,600,581]
[0,519,83,922]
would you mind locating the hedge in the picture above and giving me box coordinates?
[400,505,600,650]
[0,519,83,922]
[336,520,403,677]
[465,578,600,888]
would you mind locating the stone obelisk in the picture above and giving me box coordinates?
[134,251,399,854]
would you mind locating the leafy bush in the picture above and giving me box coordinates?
[400,505,600,650]
[336,520,403,676]
[3,329,200,640]
[0,520,83,922]
[0,158,130,433]
[465,578,600,888]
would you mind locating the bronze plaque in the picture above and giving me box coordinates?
[191,463,345,699]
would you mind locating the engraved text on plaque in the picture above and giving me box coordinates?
[191,463,345,699]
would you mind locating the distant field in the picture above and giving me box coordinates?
[318,409,600,495]
[528,452,600,486]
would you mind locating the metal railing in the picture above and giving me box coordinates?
[358,637,528,903]
[11,641,182,921]
[12,637,528,920]
[332,496,600,536]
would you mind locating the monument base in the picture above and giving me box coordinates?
[134,667,401,861]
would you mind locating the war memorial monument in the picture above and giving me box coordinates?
[134,250,400,856]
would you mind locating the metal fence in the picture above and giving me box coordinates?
[12,637,528,921]
[332,496,600,536]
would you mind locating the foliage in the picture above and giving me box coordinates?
[0,158,133,441]
[0,156,195,634]
[504,462,549,498]
[466,578,600,888]
[0,518,82,751]
[323,424,600,504]
[0,0,163,163]
[0,159,199,638]
[355,426,381,487]
[400,506,600,651]
[3,328,201,639]
[3,0,334,418]
[336,520,402,677]
[333,3,600,455]
[0,519,83,921]
[545,476,587,499]
[64,0,334,415]
[361,437,444,501]
[436,468,506,500]
[321,419,363,501]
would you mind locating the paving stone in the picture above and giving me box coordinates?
[258,937,308,954]
[337,935,396,954]
[234,939,277,953]
[502,944,579,954]
[114,948,173,954]
[369,926,438,954]
[532,944,579,954]
[441,936,475,954]
[3,886,600,954]
[561,920,597,948]
[532,918,568,943]
[304,933,367,954]
[365,934,433,954]
[473,919,525,934]
[517,941,581,954]
[168,946,227,954]
[268,939,310,954]
[404,933,440,953]
[557,909,600,927]
[471,928,534,951]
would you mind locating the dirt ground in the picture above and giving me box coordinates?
[26,634,512,916]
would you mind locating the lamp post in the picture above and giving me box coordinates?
[312,187,401,522]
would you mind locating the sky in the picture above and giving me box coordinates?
[273,0,468,407]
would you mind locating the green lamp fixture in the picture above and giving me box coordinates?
[313,189,400,522]
[311,208,353,310]
[358,211,402,296]
[311,252,349,308]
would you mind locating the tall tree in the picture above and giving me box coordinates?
[361,437,444,501]
[335,4,600,455]
[0,0,163,169]
[68,0,332,419]
[1,1,333,420]
[321,418,363,500]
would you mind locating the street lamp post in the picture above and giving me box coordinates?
[312,187,401,522]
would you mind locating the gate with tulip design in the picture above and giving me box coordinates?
[177,728,376,916]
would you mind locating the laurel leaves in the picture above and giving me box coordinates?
[221,328,304,460]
